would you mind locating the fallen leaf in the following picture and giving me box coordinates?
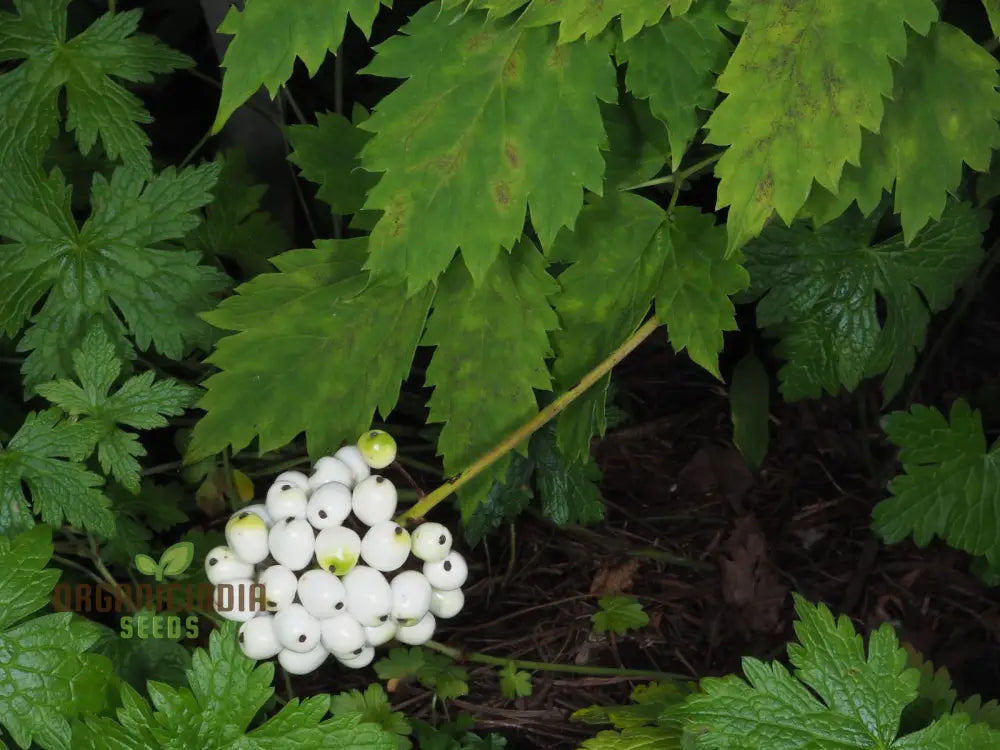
[590,557,642,596]
[718,515,787,633]
[677,444,753,505]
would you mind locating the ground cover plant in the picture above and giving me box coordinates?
[1,0,1000,747]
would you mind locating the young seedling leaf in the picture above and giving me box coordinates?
[159,541,195,578]
[133,553,158,577]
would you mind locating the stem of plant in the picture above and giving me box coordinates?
[395,316,661,524]
[623,152,722,193]
[425,640,688,682]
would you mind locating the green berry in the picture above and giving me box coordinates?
[357,430,397,470]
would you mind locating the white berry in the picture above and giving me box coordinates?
[396,612,435,645]
[360,521,411,572]
[343,566,392,627]
[363,619,397,647]
[306,481,352,529]
[278,644,327,675]
[257,564,299,612]
[205,546,254,585]
[225,510,270,564]
[424,551,468,591]
[308,456,354,490]
[320,612,366,655]
[273,470,310,492]
[268,517,315,571]
[390,570,432,624]
[239,503,273,527]
[238,613,281,660]
[334,445,371,485]
[357,429,397,469]
[273,603,321,652]
[314,526,361,576]
[411,522,453,563]
[351,475,398,526]
[429,588,465,619]
[336,645,375,669]
[213,578,264,622]
[265,483,308,521]
[297,569,347,619]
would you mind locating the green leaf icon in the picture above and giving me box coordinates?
[159,542,195,578]
[134,553,158,577]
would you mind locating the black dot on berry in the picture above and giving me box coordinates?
[239,512,250,519]
[318,510,327,519]
[438,535,446,545]
[298,634,307,643]
[239,633,244,642]
[394,527,403,535]
[335,602,344,610]
[375,476,384,484]
[208,558,217,566]
[353,648,363,655]
[443,561,452,572]
[281,484,291,490]
[267,600,276,609]
[286,516,295,523]
[369,431,378,438]
[379,615,388,622]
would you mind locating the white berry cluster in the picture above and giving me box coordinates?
[203,429,467,675]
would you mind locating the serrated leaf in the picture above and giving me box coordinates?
[133,553,158,577]
[580,726,681,750]
[159,541,195,577]
[0,2,191,174]
[92,624,192,695]
[75,623,398,749]
[806,23,1000,243]
[213,0,388,132]
[744,200,987,401]
[873,400,1000,567]
[530,425,603,526]
[359,5,616,291]
[0,526,113,750]
[592,596,648,636]
[573,681,691,730]
[617,0,733,170]
[986,0,1000,39]
[498,662,532,699]
[423,242,558,522]
[330,684,411,749]
[287,111,377,216]
[599,97,669,190]
[549,191,664,462]
[188,238,432,462]
[186,149,291,277]
[704,0,939,253]
[654,207,748,378]
[0,409,113,537]
[374,647,469,700]
[685,595,925,748]
[730,354,769,469]
[516,0,666,42]
[36,327,198,492]
[463,453,534,546]
[900,647,959,733]
[0,162,226,387]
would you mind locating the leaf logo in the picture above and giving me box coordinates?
[134,541,195,582]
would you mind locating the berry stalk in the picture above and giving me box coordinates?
[395,316,662,525]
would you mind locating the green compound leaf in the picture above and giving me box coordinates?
[0,409,113,537]
[592,596,649,636]
[186,149,291,277]
[617,0,734,170]
[0,162,226,388]
[530,425,604,527]
[74,623,397,749]
[873,400,1000,567]
[422,242,558,522]
[159,541,195,577]
[374,647,469,701]
[580,726,683,750]
[0,526,113,750]
[806,23,1000,243]
[330,684,411,749]
[213,0,389,132]
[188,239,432,462]
[683,595,1000,749]
[704,0,938,253]
[359,4,616,292]
[0,1,191,175]
[499,662,532,700]
[133,553,158,577]
[743,200,987,401]
[549,192,747,462]
[288,110,378,217]
[36,327,198,493]
[573,682,691,730]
